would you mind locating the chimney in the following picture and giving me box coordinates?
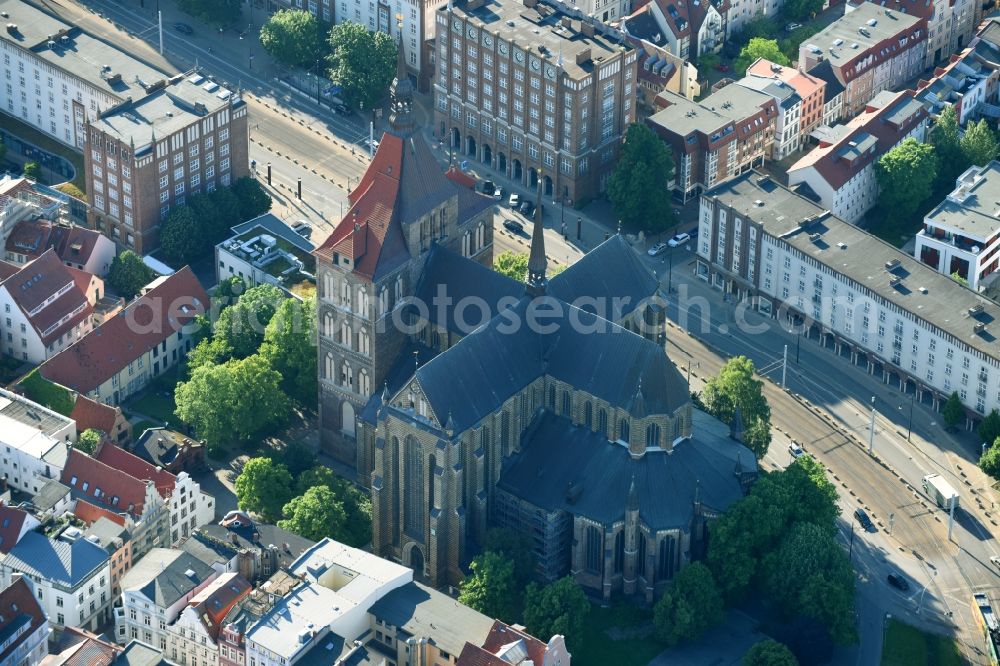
[580,22,595,38]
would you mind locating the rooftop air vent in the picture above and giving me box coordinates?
[884,258,900,271]
[754,199,765,207]
[918,286,928,294]
[837,242,847,249]
[809,232,822,242]
[969,304,984,315]
[975,322,987,333]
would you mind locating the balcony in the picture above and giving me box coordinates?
[919,226,985,254]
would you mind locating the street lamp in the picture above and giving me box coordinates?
[686,360,700,389]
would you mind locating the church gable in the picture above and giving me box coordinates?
[389,378,442,430]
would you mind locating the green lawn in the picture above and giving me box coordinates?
[881,619,962,666]
[576,603,662,666]
[127,367,183,425]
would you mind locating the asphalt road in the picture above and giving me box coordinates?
[651,244,996,664]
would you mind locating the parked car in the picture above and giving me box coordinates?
[887,572,910,591]
[714,63,730,72]
[482,180,496,196]
[364,138,380,151]
[786,22,803,31]
[991,555,1000,569]
[519,200,535,217]
[854,508,875,531]
[492,186,503,200]
[503,219,525,235]
[647,242,668,257]
[173,23,194,35]
[333,103,352,116]
[509,193,521,209]
[667,232,691,247]
[292,221,312,238]
[788,442,805,458]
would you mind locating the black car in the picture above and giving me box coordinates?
[503,219,525,235]
[482,180,496,196]
[854,508,875,531]
[173,23,194,35]
[333,104,352,116]
[519,200,535,217]
[887,572,910,591]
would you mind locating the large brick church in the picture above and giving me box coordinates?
[313,41,756,602]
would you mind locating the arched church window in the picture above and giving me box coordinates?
[658,535,676,580]
[403,436,424,538]
[584,402,593,428]
[561,391,571,417]
[598,409,608,438]
[614,531,625,574]
[585,526,602,573]
[646,423,661,448]
[619,418,630,443]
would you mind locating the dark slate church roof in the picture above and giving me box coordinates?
[547,234,660,317]
[497,409,753,529]
[413,296,688,433]
[414,244,522,334]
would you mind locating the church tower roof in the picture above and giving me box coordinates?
[525,176,547,296]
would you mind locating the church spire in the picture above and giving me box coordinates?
[525,174,547,296]
[388,14,416,137]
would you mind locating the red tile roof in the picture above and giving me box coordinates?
[3,249,92,347]
[50,627,120,666]
[74,498,128,527]
[0,578,47,664]
[4,218,106,267]
[457,621,550,666]
[94,444,176,498]
[0,261,18,281]
[61,449,149,518]
[0,504,30,554]
[189,573,252,639]
[445,166,476,189]
[40,266,208,393]
[70,395,120,434]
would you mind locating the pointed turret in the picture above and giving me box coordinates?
[388,17,416,137]
[627,473,639,512]
[631,378,647,418]
[525,175,547,296]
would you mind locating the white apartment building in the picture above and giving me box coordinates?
[916,163,1000,291]
[735,74,802,160]
[788,90,927,225]
[0,528,111,631]
[0,0,168,148]
[0,388,72,496]
[215,214,316,294]
[724,0,783,40]
[697,171,1000,421]
[116,549,218,651]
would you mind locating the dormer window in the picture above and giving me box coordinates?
[82,482,89,492]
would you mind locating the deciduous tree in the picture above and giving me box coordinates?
[279,485,348,540]
[160,206,205,265]
[22,162,41,182]
[260,297,317,405]
[494,252,528,281]
[231,177,273,221]
[743,639,799,666]
[961,119,1000,168]
[216,284,286,360]
[484,527,537,586]
[107,250,154,299]
[607,123,675,233]
[459,551,521,622]
[782,0,822,20]
[701,356,771,458]
[979,437,1000,480]
[979,410,1000,450]
[875,138,938,225]
[261,10,326,68]
[930,105,963,193]
[652,562,724,645]
[294,466,372,547]
[76,429,102,454]
[234,457,295,523]
[735,38,789,75]
[523,577,589,652]
[327,22,399,112]
[942,391,965,429]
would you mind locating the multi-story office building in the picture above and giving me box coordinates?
[433,0,638,203]
[696,171,1000,422]
[787,89,927,224]
[0,388,72,496]
[916,163,1000,291]
[798,2,926,118]
[647,86,777,202]
[0,0,166,149]
[84,73,249,254]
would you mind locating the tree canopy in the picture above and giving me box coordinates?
[22,162,42,183]
[484,527,537,586]
[607,123,676,233]
[327,22,397,111]
[961,119,1000,167]
[231,177,273,221]
[979,437,1000,480]
[260,297,317,405]
[523,577,590,653]
[260,10,326,68]
[107,250,154,299]
[652,562,724,646]
[76,428,102,454]
[783,0,822,20]
[279,485,349,541]
[214,284,287,360]
[979,410,1000,449]
[875,138,938,225]
[234,457,295,523]
[743,639,799,666]
[942,391,965,429]
[930,105,963,193]
[294,465,372,547]
[160,207,204,266]
[459,551,521,622]
[735,38,789,75]
[701,356,772,458]
[494,252,529,281]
